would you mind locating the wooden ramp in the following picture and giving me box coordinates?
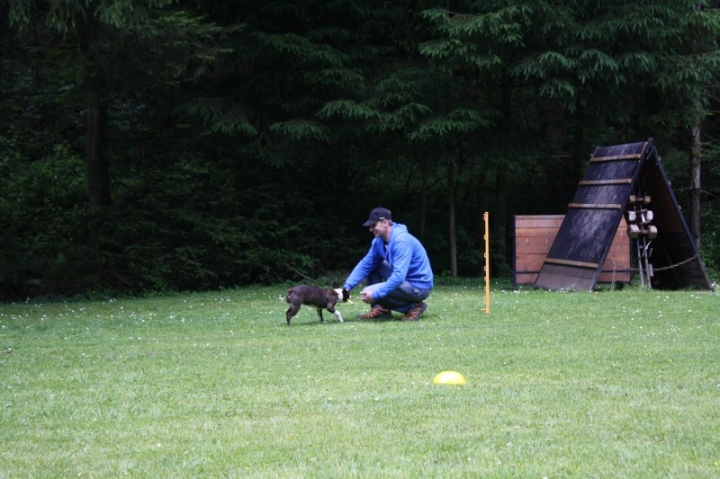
[514,215,631,287]
[534,140,714,291]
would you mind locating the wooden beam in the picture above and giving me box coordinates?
[590,153,642,162]
[567,203,623,210]
[543,258,599,269]
[578,179,633,186]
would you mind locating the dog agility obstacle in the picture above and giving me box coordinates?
[533,139,713,292]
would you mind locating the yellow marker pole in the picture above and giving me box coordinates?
[482,212,490,314]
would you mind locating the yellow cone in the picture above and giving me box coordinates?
[432,370,467,385]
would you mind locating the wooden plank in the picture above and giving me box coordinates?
[543,258,599,269]
[534,264,597,290]
[518,267,630,275]
[514,216,564,228]
[567,203,623,210]
[514,228,561,237]
[590,153,642,162]
[514,214,631,287]
[516,225,559,230]
[518,270,631,282]
[608,251,630,258]
[515,259,547,271]
[578,179,633,186]
[516,244,558,254]
[598,271,632,282]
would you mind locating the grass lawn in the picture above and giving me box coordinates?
[1,281,719,478]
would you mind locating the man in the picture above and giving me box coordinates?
[343,207,434,321]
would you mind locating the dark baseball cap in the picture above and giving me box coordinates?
[363,207,392,227]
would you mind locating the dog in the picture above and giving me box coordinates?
[285,285,351,325]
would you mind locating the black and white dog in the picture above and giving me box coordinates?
[285,285,351,325]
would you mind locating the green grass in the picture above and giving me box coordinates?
[1,282,719,478]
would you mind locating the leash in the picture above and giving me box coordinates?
[283,262,319,284]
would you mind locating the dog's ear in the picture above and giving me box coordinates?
[331,281,340,289]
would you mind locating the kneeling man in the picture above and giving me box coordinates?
[343,207,433,321]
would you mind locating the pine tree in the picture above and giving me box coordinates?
[6,0,225,214]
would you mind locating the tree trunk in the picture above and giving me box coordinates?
[493,76,511,275]
[86,88,111,214]
[538,98,569,213]
[419,154,429,241]
[79,13,112,214]
[687,1,705,251]
[689,123,702,249]
[572,101,587,185]
[492,164,509,276]
[475,168,487,276]
[447,159,457,278]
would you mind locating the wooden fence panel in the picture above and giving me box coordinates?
[514,215,632,287]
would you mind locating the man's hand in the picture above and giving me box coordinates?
[360,290,374,304]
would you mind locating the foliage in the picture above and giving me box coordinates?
[698,138,720,278]
[1,0,720,297]
[0,130,87,296]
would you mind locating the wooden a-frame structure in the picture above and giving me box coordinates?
[534,139,714,291]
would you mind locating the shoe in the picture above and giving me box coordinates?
[358,306,393,320]
[402,302,427,321]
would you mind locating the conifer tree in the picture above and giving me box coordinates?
[6,0,224,214]
[420,0,720,263]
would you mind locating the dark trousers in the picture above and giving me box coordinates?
[362,261,431,313]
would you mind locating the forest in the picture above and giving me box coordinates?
[1,0,719,299]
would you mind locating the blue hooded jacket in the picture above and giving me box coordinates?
[343,223,433,300]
